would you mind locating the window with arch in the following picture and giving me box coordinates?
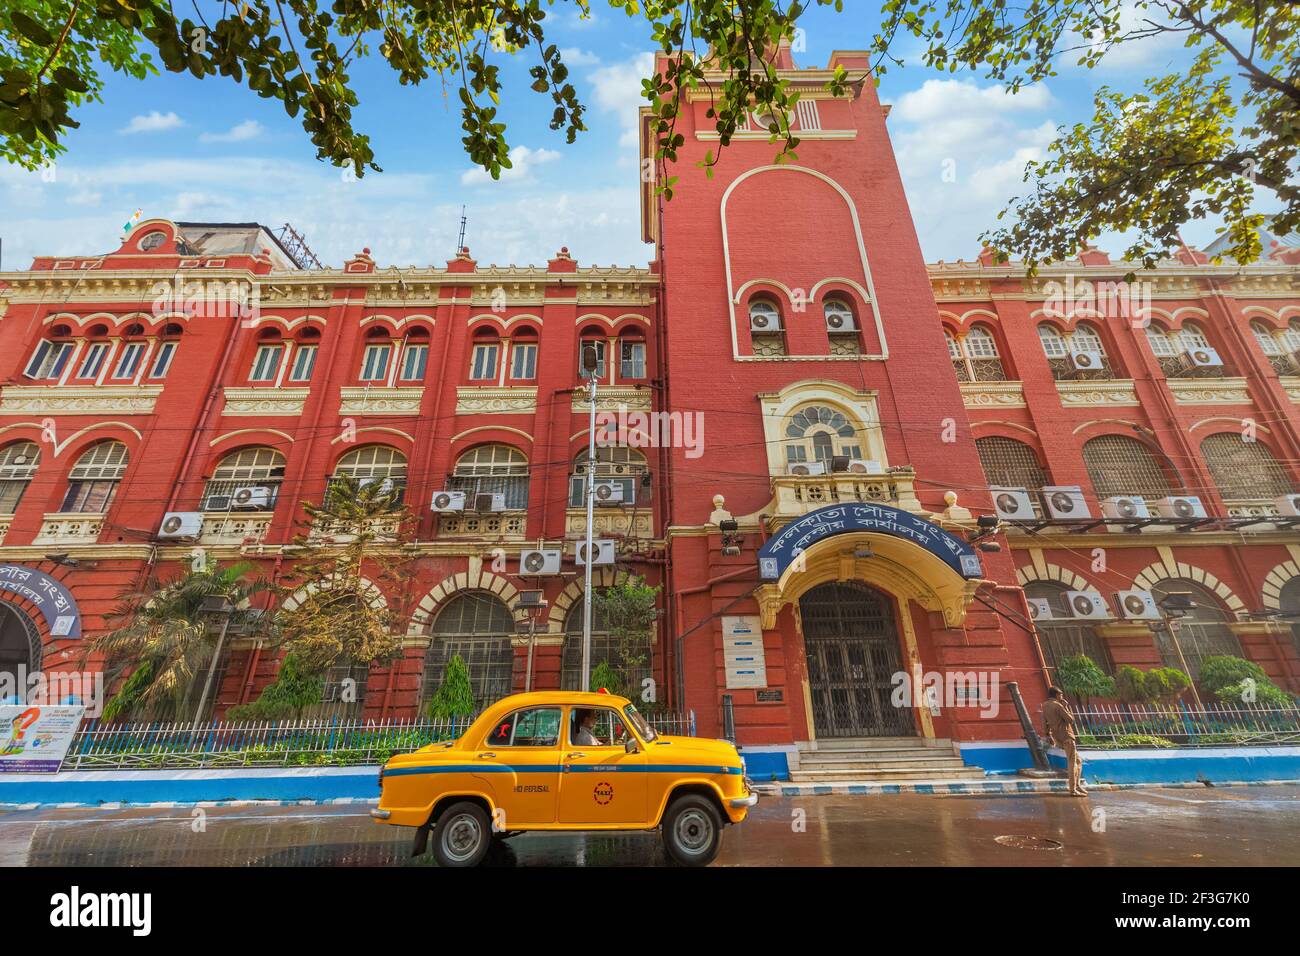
[1025,582,1115,676]
[449,445,529,509]
[202,447,287,512]
[359,329,394,381]
[24,333,74,380]
[1199,433,1293,503]
[510,329,539,381]
[976,437,1049,497]
[949,325,1007,382]
[1250,320,1300,375]
[561,593,652,692]
[1150,579,1242,677]
[111,324,148,380]
[149,323,182,379]
[399,328,429,381]
[249,330,285,382]
[1278,577,1300,657]
[748,297,786,357]
[569,445,649,507]
[1081,434,1174,501]
[1038,322,1112,379]
[470,331,501,381]
[824,296,860,355]
[1148,321,1227,377]
[619,332,647,379]
[75,325,113,381]
[424,591,516,708]
[782,404,866,469]
[0,442,40,514]
[61,441,129,513]
[288,329,320,382]
[578,329,608,379]
[331,445,408,504]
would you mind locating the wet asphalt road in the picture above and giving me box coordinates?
[3,786,1299,867]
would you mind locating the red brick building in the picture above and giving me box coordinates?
[1,43,1297,780]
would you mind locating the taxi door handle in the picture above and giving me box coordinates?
[567,752,586,759]
[478,752,496,759]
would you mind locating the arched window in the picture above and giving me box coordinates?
[359,328,394,382]
[0,441,40,514]
[332,446,408,503]
[824,297,860,355]
[1279,577,1300,657]
[561,593,652,691]
[578,326,607,379]
[202,447,286,512]
[1199,433,1292,503]
[509,327,539,381]
[783,404,865,470]
[1039,322,1111,379]
[951,325,1007,382]
[618,332,647,379]
[449,445,529,509]
[748,297,786,357]
[425,592,516,708]
[1144,323,1187,378]
[469,329,501,381]
[1082,434,1173,501]
[1281,319,1300,355]
[1150,579,1242,677]
[1251,320,1297,375]
[1037,323,1068,359]
[1070,322,1112,375]
[61,441,129,513]
[1177,321,1228,377]
[976,437,1049,493]
[398,328,429,381]
[945,330,968,381]
[569,446,649,507]
[1025,581,1114,676]
[249,328,285,382]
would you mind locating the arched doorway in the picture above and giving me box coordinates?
[0,603,41,691]
[799,582,912,738]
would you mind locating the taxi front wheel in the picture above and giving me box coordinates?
[662,795,723,867]
[431,802,492,868]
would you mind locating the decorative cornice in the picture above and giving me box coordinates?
[570,385,653,413]
[338,386,424,415]
[221,386,310,417]
[959,381,1026,408]
[1054,379,1140,407]
[455,386,539,415]
[0,384,164,415]
[1167,376,1251,405]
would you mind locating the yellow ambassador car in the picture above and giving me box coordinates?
[371,690,757,866]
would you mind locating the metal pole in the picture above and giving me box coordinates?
[1006,680,1050,770]
[1160,616,1204,708]
[582,372,597,691]
[525,613,537,693]
[194,610,232,724]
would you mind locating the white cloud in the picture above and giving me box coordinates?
[199,120,264,143]
[892,80,1053,125]
[120,111,185,134]
[589,52,655,157]
[460,145,562,186]
[560,47,601,66]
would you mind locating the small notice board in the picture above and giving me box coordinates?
[722,615,767,689]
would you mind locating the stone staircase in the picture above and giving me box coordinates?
[787,736,989,785]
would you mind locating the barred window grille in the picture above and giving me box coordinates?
[1252,321,1298,375]
[425,591,516,708]
[570,446,649,507]
[331,445,408,504]
[1082,434,1173,501]
[561,594,652,692]
[449,444,530,509]
[1200,432,1293,501]
[795,99,822,131]
[946,331,970,382]
[1025,582,1114,675]
[976,437,1049,491]
[1151,579,1242,677]
[957,326,1008,381]
[202,447,286,511]
[61,441,129,513]
[0,441,39,514]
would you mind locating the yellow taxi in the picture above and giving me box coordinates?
[371,690,756,866]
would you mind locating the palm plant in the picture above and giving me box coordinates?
[89,558,273,721]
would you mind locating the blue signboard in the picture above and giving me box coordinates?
[757,503,983,581]
[0,565,82,638]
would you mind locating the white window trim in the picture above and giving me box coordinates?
[149,340,178,378]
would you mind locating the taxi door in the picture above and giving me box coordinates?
[557,706,648,826]
[477,705,563,827]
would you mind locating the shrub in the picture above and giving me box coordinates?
[590,660,625,698]
[1144,667,1191,704]
[1198,655,1296,707]
[426,654,476,719]
[1056,655,1115,704]
[226,653,325,721]
[1114,665,1155,704]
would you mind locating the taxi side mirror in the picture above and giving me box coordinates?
[625,738,640,754]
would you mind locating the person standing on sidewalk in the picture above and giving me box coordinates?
[1043,686,1088,796]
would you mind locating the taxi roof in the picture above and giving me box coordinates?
[486,690,633,707]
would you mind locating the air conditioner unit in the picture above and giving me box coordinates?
[158,511,203,540]
[1115,589,1160,621]
[844,458,883,475]
[990,487,1035,521]
[574,539,615,567]
[787,461,827,477]
[1275,494,1300,517]
[475,493,508,513]
[519,548,562,575]
[825,311,856,332]
[205,495,232,512]
[1065,590,1110,620]
[592,480,625,506]
[1102,495,1150,520]
[430,490,466,512]
[1185,347,1223,368]
[230,485,273,510]
[1068,350,1104,372]
[750,312,782,333]
[1041,485,1090,520]
[1156,495,1207,520]
[516,589,546,608]
[1026,597,1056,622]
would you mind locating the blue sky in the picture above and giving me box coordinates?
[0,1,1233,270]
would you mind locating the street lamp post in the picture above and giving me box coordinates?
[581,345,599,692]
[194,595,234,723]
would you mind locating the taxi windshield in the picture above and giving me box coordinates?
[623,704,657,742]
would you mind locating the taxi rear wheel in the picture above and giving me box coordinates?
[662,794,723,867]
[431,802,492,868]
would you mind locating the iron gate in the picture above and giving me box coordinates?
[799,582,913,737]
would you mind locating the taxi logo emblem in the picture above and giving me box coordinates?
[593,781,614,805]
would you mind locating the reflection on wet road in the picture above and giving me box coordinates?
[3,787,1299,867]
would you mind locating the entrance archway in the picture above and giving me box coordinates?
[0,602,42,689]
[798,582,913,738]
